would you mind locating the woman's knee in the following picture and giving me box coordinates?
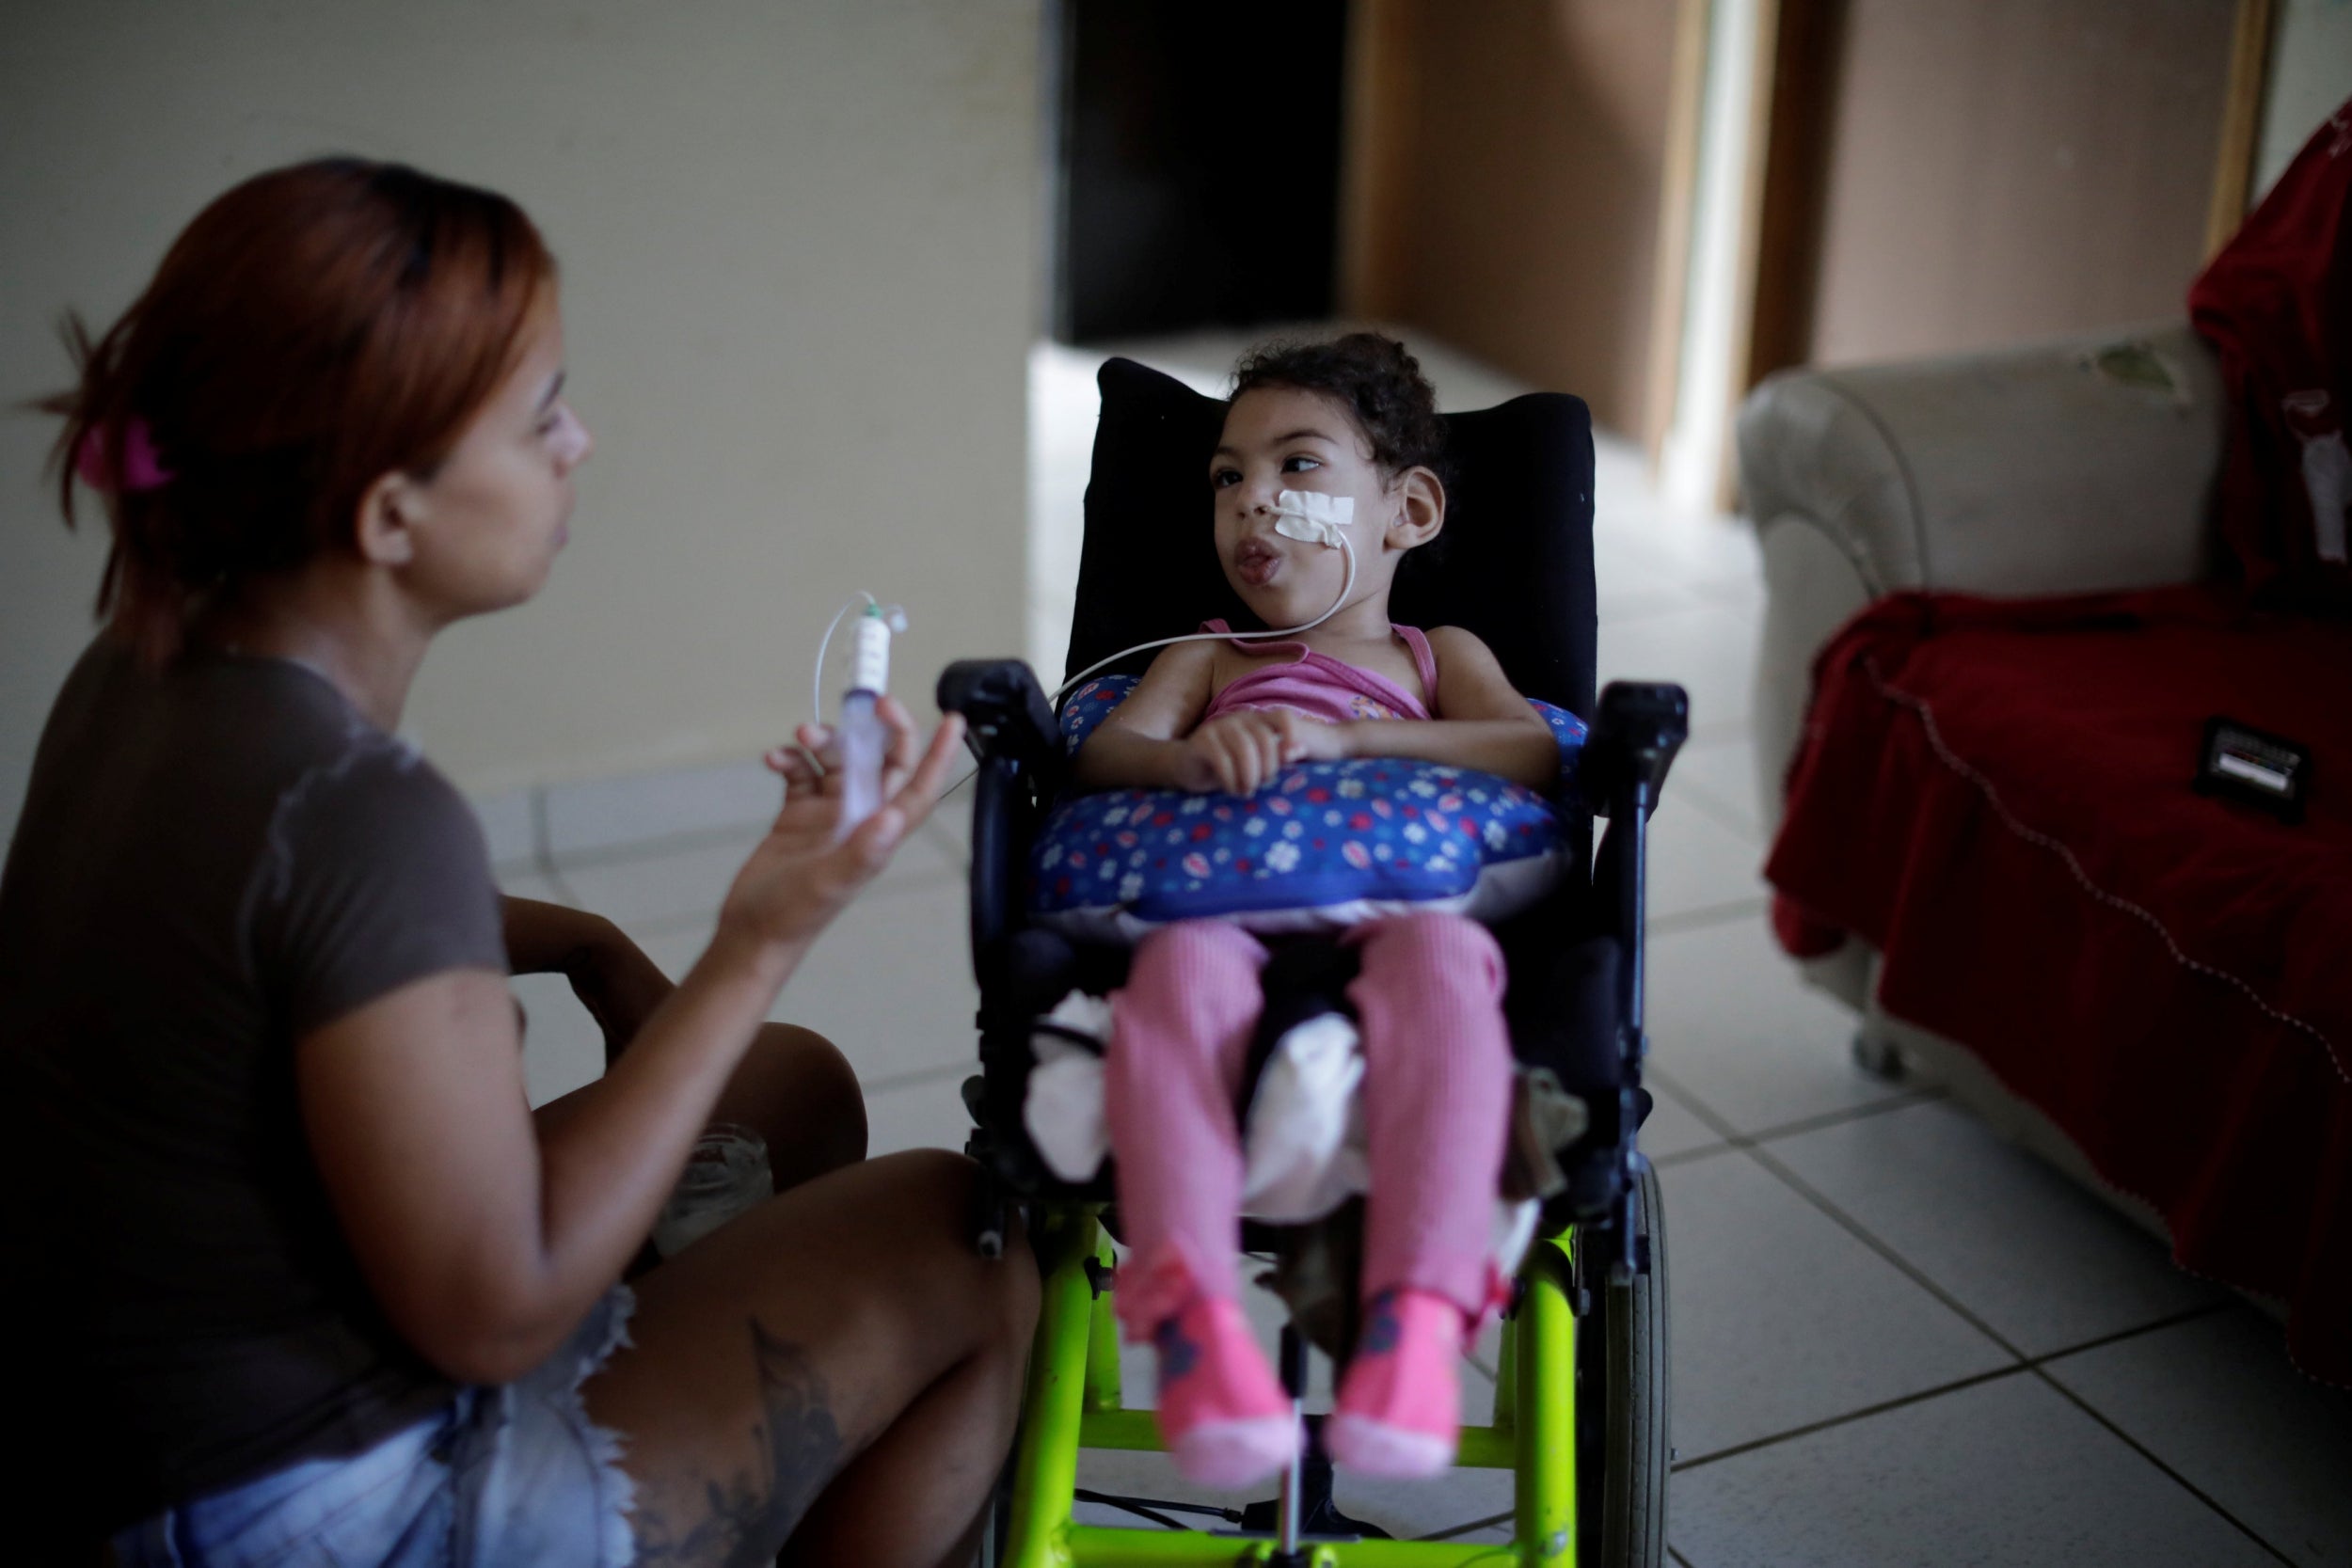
[864,1148,1038,1343]
[737,1022,867,1182]
[781,1024,869,1166]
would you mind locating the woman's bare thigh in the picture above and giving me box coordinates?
[582,1148,1030,1565]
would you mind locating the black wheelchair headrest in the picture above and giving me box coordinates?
[1064,356,1599,719]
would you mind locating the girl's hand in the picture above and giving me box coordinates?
[718,697,964,955]
[1177,709,1347,794]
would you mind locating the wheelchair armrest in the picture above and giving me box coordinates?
[1549,680,1687,1251]
[937,658,1061,769]
[938,659,1064,983]
[1578,680,1689,819]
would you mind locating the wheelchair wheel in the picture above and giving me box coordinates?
[977,1419,1017,1568]
[1581,1160,1670,1568]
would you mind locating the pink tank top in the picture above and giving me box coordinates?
[1199,619,1438,725]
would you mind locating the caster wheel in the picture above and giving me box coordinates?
[1851,1030,1905,1082]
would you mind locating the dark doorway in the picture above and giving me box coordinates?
[1052,0,1348,344]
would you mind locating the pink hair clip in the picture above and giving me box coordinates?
[74,417,174,494]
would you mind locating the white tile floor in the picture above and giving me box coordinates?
[497,327,2352,1564]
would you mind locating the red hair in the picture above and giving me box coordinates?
[45,158,557,665]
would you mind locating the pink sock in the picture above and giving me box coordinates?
[1327,1289,1465,1478]
[1150,1294,1301,1487]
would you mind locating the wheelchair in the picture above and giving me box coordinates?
[939,356,1687,1567]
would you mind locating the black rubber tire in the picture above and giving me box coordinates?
[1852,1028,1907,1081]
[1584,1161,1670,1568]
[978,1423,1018,1567]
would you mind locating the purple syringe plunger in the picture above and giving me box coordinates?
[834,607,894,840]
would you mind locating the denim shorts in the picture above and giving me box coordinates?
[112,1287,639,1568]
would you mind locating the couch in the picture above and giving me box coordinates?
[1736,321,2352,1383]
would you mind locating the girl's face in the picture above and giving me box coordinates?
[396,301,593,621]
[1210,385,1400,628]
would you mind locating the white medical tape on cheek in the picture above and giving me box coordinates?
[1270,489,1355,547]
[1051,488,1361,701]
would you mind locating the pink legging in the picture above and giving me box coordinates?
[1104,911,1512,1335]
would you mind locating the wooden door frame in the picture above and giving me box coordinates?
[1639,0,1715,459]
[1337,0,1417,322]
[1707,0,2270,509]
[1734,0,2278,399]
[2206,0,2279,257]
[1728,0,1840,413]
[1654,0,1838,510]
[1343,0,2273,507]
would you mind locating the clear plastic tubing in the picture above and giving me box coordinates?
[834,605,893,840]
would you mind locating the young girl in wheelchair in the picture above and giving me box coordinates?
[1071,333,1562,1488]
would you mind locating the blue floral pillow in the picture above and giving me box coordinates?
[1031,676,1589,942]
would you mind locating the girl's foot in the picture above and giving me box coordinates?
[1151,1294,1300,1486]
[1326,1289,1464,1478]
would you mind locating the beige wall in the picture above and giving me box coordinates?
[1806,0,2233,367]
[0,0,1039,829]
[2255,0,2352,199]
[1343,0,1680,436]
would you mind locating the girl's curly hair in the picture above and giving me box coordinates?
[1229,331,1450,491]
[1229,332,1453,584]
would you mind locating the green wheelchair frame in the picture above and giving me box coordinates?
[992,1166,1667,1567]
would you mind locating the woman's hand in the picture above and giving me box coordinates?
[717,696,964,957]
[305,710,960,1391]
[503,897,675,1061]
[1176,709,1349,794]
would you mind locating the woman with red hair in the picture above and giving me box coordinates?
[3,158,1034,1567]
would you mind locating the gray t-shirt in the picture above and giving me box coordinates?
[0,638,508,1528]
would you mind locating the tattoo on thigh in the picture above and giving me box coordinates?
[630,1321,844,1567]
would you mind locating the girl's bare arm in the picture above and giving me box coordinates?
[1070,641,1219,791]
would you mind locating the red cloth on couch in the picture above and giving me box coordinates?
[2189,95,2352,610]
[1766,587,2352,1384]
